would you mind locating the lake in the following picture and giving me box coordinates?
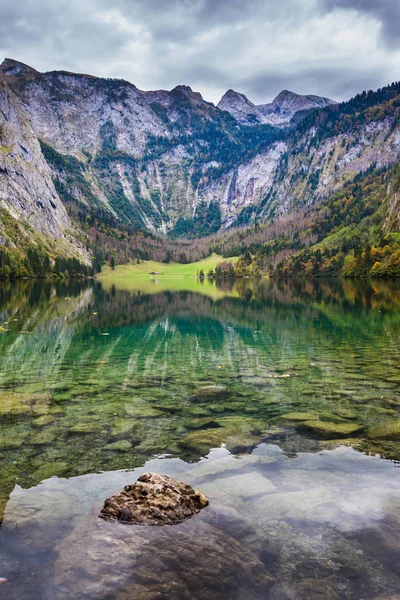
[0,277,400,599]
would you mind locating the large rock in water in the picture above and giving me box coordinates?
[99,473,208,525]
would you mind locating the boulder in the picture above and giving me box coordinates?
[99,473,208,525]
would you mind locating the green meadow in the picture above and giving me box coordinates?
[97,254,239,297]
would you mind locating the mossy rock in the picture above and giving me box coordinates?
[193,385,228,399]
[124,405,164,419]
[180,429,231,453]
[372,407,398,415]
[230,402,246,411]
[52,393,73,403]
[152,404,183,414]
[209,404,226,413]
[0,435,25,449]
[297,420,365,438]
[69,423,102,434]
[104,440,132,452]
[186,407,210,417]
[317,411,351,423]
[0,392,35,417]
[180,416,262,454]
[101,402,125,416]
[29,432,56,446]
[281,412,317,422]
[186,417,218,430]
[320,438,362,449]
[33,414,55,428]
[368,420,400,441]
[32,462,70,481]
[334,409,359,420]
[110,419,140,438]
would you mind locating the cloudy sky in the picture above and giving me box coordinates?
[0,0,399,104]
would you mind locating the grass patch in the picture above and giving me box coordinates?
[97,254,239,298]
[98,254,238,279]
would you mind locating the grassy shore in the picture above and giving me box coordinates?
[97,254,239,297]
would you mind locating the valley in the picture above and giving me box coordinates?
[0,58,399,280]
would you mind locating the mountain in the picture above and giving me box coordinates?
[0,57,400,277]
[217,88,336,126]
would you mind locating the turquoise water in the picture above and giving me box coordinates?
[0,278,400,599]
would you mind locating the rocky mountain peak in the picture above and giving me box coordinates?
[217,89,264,125]
[218,86,336,126]
[0,58,39,78]
[171,85,206,105]
[258,90,336,125]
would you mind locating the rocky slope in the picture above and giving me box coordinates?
[1,58,400,241]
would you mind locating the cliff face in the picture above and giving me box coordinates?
[1,58,400,239]
[384,159,400,232]
[0,77,70,241]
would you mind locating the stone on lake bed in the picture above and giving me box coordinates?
[297,420,365,438]
[110,419,139,438]
[29,432,56,446]
[32,462,69,482]
[180,416,262,454]
[0,435,25,450]
[32,414,55,427]
[69,423,102,434]
[104,440,132,452]
[124,405,164,418]
[281,412,317,421]
[99,473,208,525]
[193,385,228,398]
[186,417,217,430]
[368,420,400,440]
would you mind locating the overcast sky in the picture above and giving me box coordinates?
[0,0,399,104]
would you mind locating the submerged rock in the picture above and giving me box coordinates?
[297,420,364,438]
[368,420,400,440]
[193,385,228,398]
[99,473,208,525]
[186,417,217,430]
[104,440,132,452]
[281,411,317,421]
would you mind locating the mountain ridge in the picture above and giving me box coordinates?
[0,58,399,277]
[217,87,336,126]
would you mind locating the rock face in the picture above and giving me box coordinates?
[0,78,70,240]
[99,473,208,525]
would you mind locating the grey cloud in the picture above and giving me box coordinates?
[240,65,391,104]
[319,0,400,47]
[0,0,132,71]
[0,0,399,105]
